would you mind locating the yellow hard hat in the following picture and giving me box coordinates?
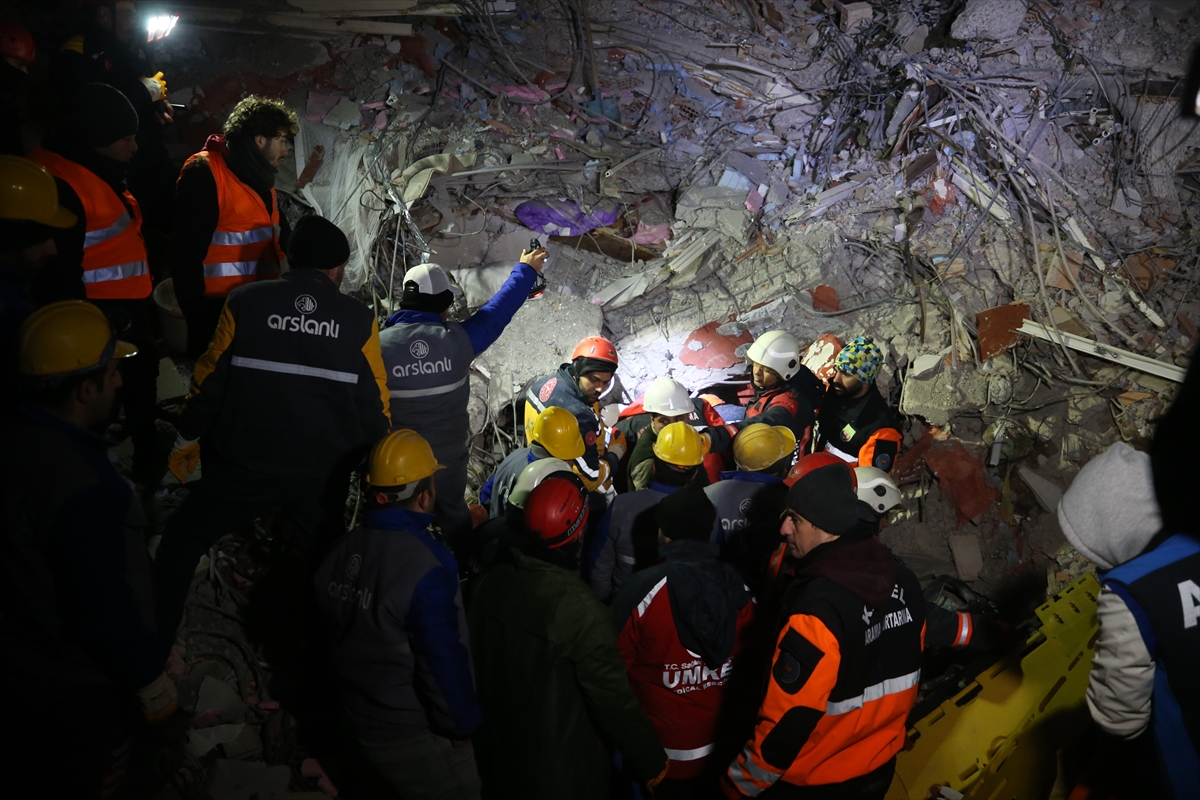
[528,406,586,460]
[733,424,797,472]
[652,421,710,467]
[19,300,137,378]
[0,155,77,227]
[366,429,446,489]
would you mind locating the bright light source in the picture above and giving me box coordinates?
[146,14,178,43]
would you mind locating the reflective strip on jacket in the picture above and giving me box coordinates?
[180,148,283,298]
[814,388,901,473]
[28,147,151,300]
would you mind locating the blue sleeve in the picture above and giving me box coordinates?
[479,475,495,507]
[56,486,164,688]
[460,263,538,355]
[406,560,483,738]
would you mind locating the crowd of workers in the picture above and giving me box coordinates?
[1,5,1198,800]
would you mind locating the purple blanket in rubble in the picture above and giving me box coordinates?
[514,198,621,237]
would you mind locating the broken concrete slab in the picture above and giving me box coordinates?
[1017,466,1064,513]
[1111,186,1143,218]
[679,321,753,370]
[950,0,1026,42]
[837,1,873,34]
[900,365,990,427]
[321,95,362,129]
[948,534,984,581]
[676,186,755,242]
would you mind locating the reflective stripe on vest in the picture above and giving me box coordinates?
[665,744,715,761]
[181,147,282,298]
[82,261,148,284]
[823,441,858,463]
[28,147,151,300]
[231,356,359,384]
[824,669,920,715]
[388,374,469,399]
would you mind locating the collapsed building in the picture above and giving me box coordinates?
[18,0,1197,796]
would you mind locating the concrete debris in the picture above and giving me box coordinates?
[950,0,1027,42]
[836,2,873,34]
[948,534,984,582]
[1016,467,1064,514]
[1111,187,1143,218]
[205,760,291,800]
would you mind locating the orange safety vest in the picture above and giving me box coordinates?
[181,147,284,298]
[28,147,151,300]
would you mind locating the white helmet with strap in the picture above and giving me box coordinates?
[746,330,802,381]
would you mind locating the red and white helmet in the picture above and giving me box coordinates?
[524,477,589,549]
[855,466,901,514]
[0,20,35,64]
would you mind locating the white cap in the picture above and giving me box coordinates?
[402,263,462,296]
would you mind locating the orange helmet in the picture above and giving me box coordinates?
[784,452,856,488]
[571,336,618,370]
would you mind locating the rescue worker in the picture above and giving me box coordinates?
[469,477,668,799]
[380,253,546,551]
[480,405,585,518]
[313,429,482,799]
[525,336,626,499]
[588,421,711,602]
[1061,442,1198,800]
[613,482,755,797]
[171,95,296,355]
[29,83,162,485]
[155,216,390,646]
[0,155,77,401]
[723,455,924,799]
[0,19,35,155]
[706,423,795,591]
[737,330,824,448]
[623,376,730,491]
[51,1,177,238]
[854,466,901,522]
[472,458,581,574]
[813,336,902,473]
[0,301,176,797]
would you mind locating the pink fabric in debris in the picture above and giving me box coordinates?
[630,221,671,244]
[492,85,550,102]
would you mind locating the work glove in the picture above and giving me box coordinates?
[607,428,628,461]
[140,71,167,102]
[136,672,178,723]
[168,435,200,484]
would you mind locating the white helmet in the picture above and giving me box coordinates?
[643,377,693,416]
[509,458,578,509]
[746,330,802,381]
[855,466,901,515]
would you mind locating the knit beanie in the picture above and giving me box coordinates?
[72,83,139,148]
[572,357,617,377]
[786,462,862,535]
[288,215,350,270]
[835,336,884,384]
[1057,442,1162,570]
[657,481,717,542]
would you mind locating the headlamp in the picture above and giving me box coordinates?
[146,14,178,43]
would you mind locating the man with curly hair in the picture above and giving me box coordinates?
[169,95,297,354]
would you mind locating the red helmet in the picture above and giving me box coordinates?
[524,477,589,549]
[571,336,618,370]
[784,452,856,488]
[0,21,35,64]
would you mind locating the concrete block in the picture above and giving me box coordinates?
[950,0,1026,42]
[837,2,873,33]
[948,534,983,581]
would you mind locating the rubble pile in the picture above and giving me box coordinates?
[142,0,1198,793]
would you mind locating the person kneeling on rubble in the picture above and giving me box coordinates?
[737,330,825,448]
[155,216,390,648]
[813,336,902,473]
[525,335,626,502]
[723,455,924,799]
[623,376,730,492]
[469,476,668,799]
[588,421,713,602]
[1061,441,1199,800]
[381,251,546,560]
[0,301,176,797]
[479,404,586,518]
[313,429,483,800]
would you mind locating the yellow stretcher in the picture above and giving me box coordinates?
[888,573,1101,800]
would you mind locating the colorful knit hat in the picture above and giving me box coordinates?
[834,336,883,383]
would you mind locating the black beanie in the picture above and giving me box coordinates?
[73,83,139,148]
[572,356,617,378]
[785,463,865,536]
[288,215,350,270]
[657,481,717,541]
[400,285,455,313]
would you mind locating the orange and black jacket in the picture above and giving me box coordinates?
[177,270,390,477]
[725,535,925,796]
[736,366,824,451]
[815,385,902,473]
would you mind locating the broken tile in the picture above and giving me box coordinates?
[679,320,754,370]
[802,334,843,381]
[976,303,1030,361]
[948,534,984,581]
